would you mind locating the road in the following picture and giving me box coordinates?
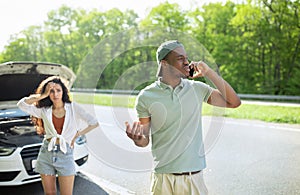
[0,172,108,195]
[82,105,300,195]
[2,104,299,195]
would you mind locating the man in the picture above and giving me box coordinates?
[125,40,241,194]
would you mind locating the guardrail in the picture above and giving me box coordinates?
[71,88,300,102]
[71,88,140,95]
[238,94,300,101]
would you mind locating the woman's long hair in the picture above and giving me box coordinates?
[32,76,71,134]
[35,76,71,108]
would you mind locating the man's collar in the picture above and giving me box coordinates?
[157,78,185,90]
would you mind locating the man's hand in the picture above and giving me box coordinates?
[125,121,149,147]
[189,61,241,108]
[189,61,212,78]
[125,121,144,141]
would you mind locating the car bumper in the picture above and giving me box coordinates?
[0,143,89,186]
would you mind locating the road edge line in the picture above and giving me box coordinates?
[78,170,136,195]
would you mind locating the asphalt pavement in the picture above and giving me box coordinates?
[80,104,300,195]
[3,101,298,195]
[0,172,109,195]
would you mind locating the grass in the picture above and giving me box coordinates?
[71,93,300,125]
[202,103,300,124]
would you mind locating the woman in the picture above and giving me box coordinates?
[17,76,99,195]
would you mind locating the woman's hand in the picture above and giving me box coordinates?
[70,131,80,148]
[25,82,55,104]
[70,124,99,148]
[41,82,55,99]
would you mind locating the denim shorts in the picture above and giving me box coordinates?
[34,140,76,176]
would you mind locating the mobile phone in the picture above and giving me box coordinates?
[189,65,194,77]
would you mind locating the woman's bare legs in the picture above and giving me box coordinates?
[58,175,75,195]
[41,174,56,195]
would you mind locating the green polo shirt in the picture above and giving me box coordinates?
[136,78,213,173]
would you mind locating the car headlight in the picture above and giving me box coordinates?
[75,135,87,145]
[0,146,16,156]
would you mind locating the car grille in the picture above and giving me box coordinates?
[0,171,21,182]
[20,146,41,175]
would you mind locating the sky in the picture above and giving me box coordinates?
[0,0,224,52]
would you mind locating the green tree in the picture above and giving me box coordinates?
[187,2,240,89]
[230,0,300,95]
[1,2,299,95]
[1,36,31,62]
[75,9,139,89]
[44,5,83,72]
[1,25,46,62]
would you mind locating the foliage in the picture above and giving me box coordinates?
[1,1,299,95]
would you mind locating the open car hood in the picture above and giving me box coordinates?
[0,61,76,101]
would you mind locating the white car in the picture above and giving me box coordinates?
[0,61,89,186]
